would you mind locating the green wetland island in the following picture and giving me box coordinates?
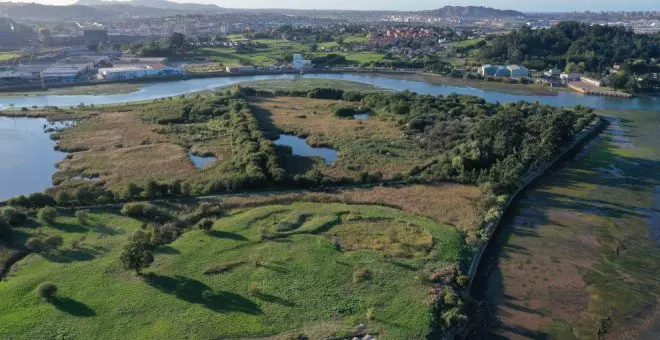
[0,77,658,339]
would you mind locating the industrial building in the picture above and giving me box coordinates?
[479,64,529,78]
[225,65,255,73]
[41,66,86,84]
[84,29,108,47]
[99,64,183,80]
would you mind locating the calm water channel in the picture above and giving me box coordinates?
[0,73,658,200]
[274,135,338,165]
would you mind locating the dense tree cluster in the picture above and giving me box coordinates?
[479,22,660,93]
[358,91,595,196]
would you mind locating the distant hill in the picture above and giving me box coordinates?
[0,3,108,20]
[0,1,225,21]
[418,6,525,18]
[75,0,223,12]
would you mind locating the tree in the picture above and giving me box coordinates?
[55,191,71,206]
[35,282,57,302]
[565,62,580,73]
[37,207,57,224]
[120,230,155,274]
[124,182,142,200]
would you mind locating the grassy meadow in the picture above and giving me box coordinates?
[0,193,473,338]
[475,110,660,339]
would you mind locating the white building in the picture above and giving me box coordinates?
[99,64,182,80]
[507,65,529,78]
[292,54,312,70]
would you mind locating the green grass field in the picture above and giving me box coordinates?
[0,201,470,338]
[0,51,20,63]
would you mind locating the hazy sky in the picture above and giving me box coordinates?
[2,0,659,12]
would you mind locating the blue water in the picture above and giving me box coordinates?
[0,117,67,200]
[0,73,657,110]
[274,134,338,165]
[189,152,216,168]
[353,113,369,120]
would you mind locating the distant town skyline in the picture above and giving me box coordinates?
[1,0,658,12]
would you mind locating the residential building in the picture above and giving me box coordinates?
[560,73,581,82]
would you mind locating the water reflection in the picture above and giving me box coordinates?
[274,134,338,165]
[0,117,68,200]
[189,152,216,168]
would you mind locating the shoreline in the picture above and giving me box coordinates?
[0,68,566,99]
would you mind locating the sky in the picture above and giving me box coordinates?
[1,0,659,12]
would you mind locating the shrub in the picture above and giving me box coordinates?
[75,209,90,225]
[456,275,470,289]
[1,207,26,226]
[366,307,375,320]
[197,218,214,231]
[37,207,57,224]
[43,236,64,252]
[352,268,371,283]
[25,237,45,252]
[35,282,58,302]
[121,202,157,219]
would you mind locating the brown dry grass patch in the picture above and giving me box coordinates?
[54,111,196,189]
[216,183,480,233]
[250,96,402,141]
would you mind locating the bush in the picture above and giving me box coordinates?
[197,218,214,231]
[25,237,45,252]
[121,202,157,219]
[35,282,58,302]
[352,268,371,283]
[37,207,57,224]
[1,207,26,226]
[75,209,90,225]
[0,217,10,239]
[43,236,64,252]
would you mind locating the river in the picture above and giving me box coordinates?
[0,73,658,110]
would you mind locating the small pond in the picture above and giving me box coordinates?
[353,113,369,120]
[0,117,69,201]
[189,151,217,168]
[274,134,338,165]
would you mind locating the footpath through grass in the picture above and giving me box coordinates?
[0,198,472,338]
